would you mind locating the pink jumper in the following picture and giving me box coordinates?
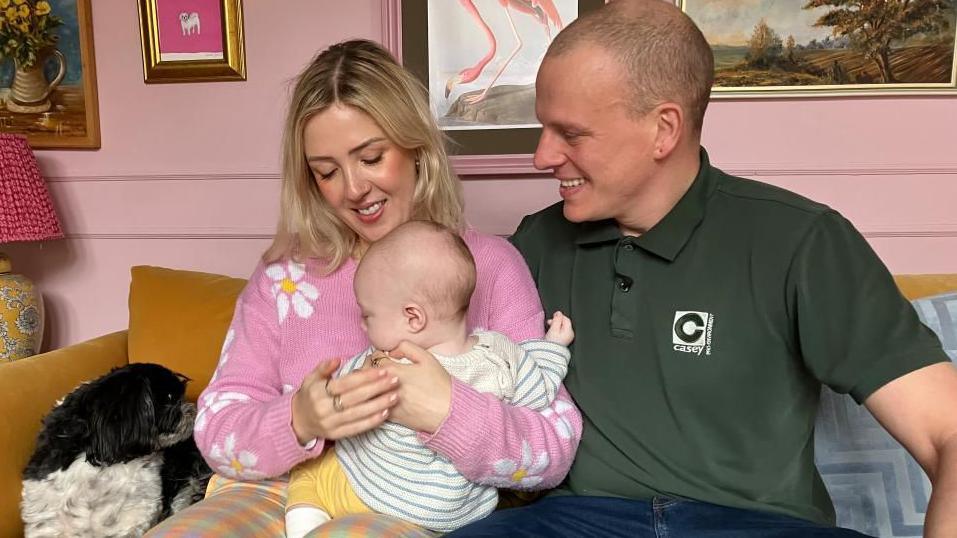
[194,229,583,491]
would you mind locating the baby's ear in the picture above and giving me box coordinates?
[404,303,427,333]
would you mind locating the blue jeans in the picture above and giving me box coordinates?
[446,495,872,537]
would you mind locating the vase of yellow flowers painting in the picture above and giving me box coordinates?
[1,0,66,113]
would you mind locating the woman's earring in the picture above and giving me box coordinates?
[415,159,420,175]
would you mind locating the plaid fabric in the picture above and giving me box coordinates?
[144,474,433,537]
[308,514,435,537]
[144,474,287,537]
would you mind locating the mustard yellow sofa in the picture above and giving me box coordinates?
[1,266,955,537]
[1,266,245,538]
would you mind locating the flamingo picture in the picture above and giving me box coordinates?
[445,0,565,105]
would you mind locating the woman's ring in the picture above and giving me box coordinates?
[332,394,345,412]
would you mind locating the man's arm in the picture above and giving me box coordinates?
[865,362,957,538]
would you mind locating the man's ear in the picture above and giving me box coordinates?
[652,101,684,160]
[404,303,427,333]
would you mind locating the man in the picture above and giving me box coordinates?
[449,0,957,536]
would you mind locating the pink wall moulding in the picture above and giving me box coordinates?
[6,0,956,351]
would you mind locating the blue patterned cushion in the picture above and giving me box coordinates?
[911,292,957,361]
[814,291,957,537]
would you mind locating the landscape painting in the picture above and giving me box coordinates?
[680,0,957,96]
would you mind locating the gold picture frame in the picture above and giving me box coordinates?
[0,0,100,149]
[137,0,245,84]
[679,0,957,98]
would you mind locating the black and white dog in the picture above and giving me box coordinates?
[21,363,212,538]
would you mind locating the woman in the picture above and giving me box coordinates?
[146,40,581,537]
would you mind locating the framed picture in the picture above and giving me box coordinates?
[383,0,605,176]
[678,0,957,98]
[0,0,99,149]
[137,0,245,83]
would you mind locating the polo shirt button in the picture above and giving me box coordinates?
[617,278,631,292]
[623,243,635,251]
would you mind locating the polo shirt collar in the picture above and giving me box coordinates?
[574,147,718,262]
[574,219,621,245]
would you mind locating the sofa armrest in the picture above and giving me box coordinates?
[894,273,957,300]
[0,331,129,538]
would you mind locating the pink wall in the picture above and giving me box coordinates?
[6,0,957,351]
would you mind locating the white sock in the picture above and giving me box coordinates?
[285,506,331,538]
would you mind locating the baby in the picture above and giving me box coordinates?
[285,220,574,536]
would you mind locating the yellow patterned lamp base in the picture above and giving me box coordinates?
[0,252,45,362]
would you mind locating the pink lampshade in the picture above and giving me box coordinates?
[0,133,63,243]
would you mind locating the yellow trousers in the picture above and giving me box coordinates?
[287,448,374,518]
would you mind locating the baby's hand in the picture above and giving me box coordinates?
[545,311,574,346]
[363,349,412,370]
[363,350,391,370]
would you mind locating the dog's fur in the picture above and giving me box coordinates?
[21,363,212,538]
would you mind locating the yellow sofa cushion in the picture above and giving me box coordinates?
[127,266,246,401]
[894,274,957,301]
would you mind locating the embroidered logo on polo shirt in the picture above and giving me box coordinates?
[672,311,714,356]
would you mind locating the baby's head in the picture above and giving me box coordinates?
[354,220,476,351]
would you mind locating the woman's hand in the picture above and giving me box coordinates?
[291,358,399,444]
[380,341,452,434]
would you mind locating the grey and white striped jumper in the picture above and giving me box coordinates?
[334,330,570,532]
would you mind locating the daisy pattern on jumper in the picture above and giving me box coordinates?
[195,390,250,432]
[209,433,266,479]
[485,440,549,490]
[209,328,236,384]
[265,261,319,323]
[541,399,577,440]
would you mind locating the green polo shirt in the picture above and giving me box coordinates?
[510,148,949,525]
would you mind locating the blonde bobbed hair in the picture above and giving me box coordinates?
[265,39,464,273]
